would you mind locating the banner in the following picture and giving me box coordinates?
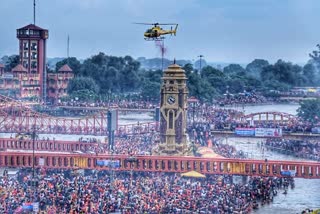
[96,160,120,168]
[235,128,255,136]
[255,128,282,137]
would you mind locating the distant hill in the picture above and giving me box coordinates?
[46,56,246,71]
[136,57,242,71]
[137,57,192,70]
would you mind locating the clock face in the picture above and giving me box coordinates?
[167,95,176,105]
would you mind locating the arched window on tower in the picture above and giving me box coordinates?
[169,111,174,129]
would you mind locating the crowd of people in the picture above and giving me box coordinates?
[263,139,320,161]
[57,99,157,110]
[217,92,267,106]
[0,169,293,214]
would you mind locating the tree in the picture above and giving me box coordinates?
[223,64,245,74]
[261,60,304,88]
[182,63,194,78]
[4,55,19,71]
[246,59,269,79]
[303,63,318,86]
[200,66,227,94]
[140,81,160,100]
[79,52,141,94]
[297,99,320,124]
[67,76,99,94]
[55,57,82,74]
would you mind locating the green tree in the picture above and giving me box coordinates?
[200,65,227,94]
[67,76,99,94]
[303,63,318,85]
[140,81,161,100]
[4,55,19,71]
[297,99,320,124]
[56,57,82,74]
[246,59,269,79]
[223,64,245,74]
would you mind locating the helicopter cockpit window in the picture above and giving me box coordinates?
[146,29,152,33]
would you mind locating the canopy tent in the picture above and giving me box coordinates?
[181,170,206,178]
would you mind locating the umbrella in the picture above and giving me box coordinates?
[181,171,206,178]
[202,153,224,158]
[198,147,213,154]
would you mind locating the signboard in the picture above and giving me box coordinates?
[33,202,39,212]
[255,128,282,137]
[39,158,45,166]
[235,128,255,136]
[280,170,296,177]
[96,160,120,168]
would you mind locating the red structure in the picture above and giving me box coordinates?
[0,152,319,179]
[241,111,296,123]
[0,94,157,135]
[16,24,48,100]
[0,138,99,153]
[47,64,74,104]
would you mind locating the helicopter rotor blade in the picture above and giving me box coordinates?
[133,22,157,25]
[157,23,177,25]
[133,22,177,26]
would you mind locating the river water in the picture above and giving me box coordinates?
[225,104,320,213]
[1,104,319,212]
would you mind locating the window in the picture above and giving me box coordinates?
[23,51,29,58]
[23,42,29,50]
[169,111,174,129]
[170,80,174,84]
[31,42,37,51]
[31,52,37,59]
[31,61,37,69]
[23,61,29,69]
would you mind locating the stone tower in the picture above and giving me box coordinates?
[155,62,191,156]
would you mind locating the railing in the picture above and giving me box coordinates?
[0,152,319,179]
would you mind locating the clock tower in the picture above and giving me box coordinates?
[155,62,191,156]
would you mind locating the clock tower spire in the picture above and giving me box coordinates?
[154,61,192,156]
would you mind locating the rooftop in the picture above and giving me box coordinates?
[12,64,27,72]
[58,64,73,72]
[17,24,47,31]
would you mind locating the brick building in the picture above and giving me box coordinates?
[0,24,73,103]
[47,64,74,103]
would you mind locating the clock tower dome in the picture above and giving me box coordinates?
[155,61,191,156]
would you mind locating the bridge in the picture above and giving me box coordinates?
[1,151,319,179]
[58,105,155,113]
[1,137,319,179]
[0,138,100,153]
[0,94,312,138]
[211,130,320,139]
[241,111,297,123]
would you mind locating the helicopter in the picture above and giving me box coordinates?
[134,23,178,41]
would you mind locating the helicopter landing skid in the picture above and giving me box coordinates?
[144,37,165,41]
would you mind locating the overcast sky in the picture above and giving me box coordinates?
[1,0,320,64]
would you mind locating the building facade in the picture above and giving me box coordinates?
[47,64,74,103]
[0,24,73,103]
[17,24,48,100]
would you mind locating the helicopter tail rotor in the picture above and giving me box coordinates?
[173,24,178,36]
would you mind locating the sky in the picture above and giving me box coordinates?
[1,0,320,64]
